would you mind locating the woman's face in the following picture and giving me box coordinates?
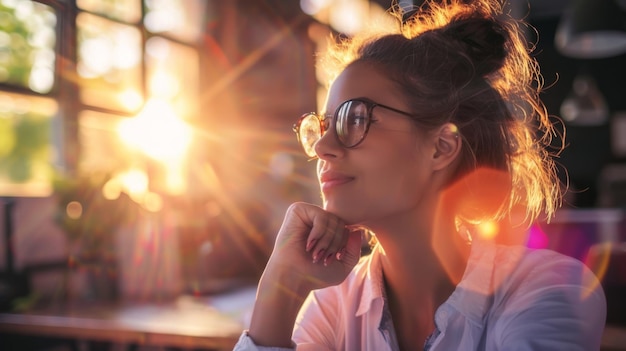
[316,62,439,227]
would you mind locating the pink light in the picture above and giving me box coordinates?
[526,224,549,249]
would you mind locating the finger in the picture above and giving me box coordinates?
[338,229,363,265]
[305,211,331,254]
[320,219,348,265]
[335,227,353,261]
[311,213,336,245]
[283,203,328,253]
[289,203,349,263]
[324,225,350,266]
[311,216,344,263]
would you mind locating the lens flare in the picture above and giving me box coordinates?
[433,168,512,286]
[526,224,549,249]
[583,242,612,299]
[476,220,499,240]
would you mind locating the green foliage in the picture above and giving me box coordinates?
[0,4,35,88]
[0,111,51,183]
[0,117,16,157]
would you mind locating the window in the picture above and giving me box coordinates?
[0,1,58,196]
[0,0,205,202]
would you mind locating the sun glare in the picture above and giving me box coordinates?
[163,158,187,195]
[118,168,149,201]
[117,98,192,162]
[118,89,143,111]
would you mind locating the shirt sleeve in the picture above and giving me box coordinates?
[494,251,607,351]
[292,289,341,350]
[232,288,339,351]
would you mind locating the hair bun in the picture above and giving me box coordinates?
[443,16,508,77]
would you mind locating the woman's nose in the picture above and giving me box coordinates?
[314,125,344,159]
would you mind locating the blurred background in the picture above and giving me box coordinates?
[0,0,625,349]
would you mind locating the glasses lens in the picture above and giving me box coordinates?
[298,113,322,157]
[336,100,369,148]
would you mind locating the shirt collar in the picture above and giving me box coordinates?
[354,241,497,325]
[356,244,385,316]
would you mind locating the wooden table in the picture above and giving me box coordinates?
[0,291,254,351]
[3,287,621,350]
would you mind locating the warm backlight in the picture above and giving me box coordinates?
[118,98,192,162]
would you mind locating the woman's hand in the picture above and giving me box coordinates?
[267,202,363,291]
[247,202,362,347]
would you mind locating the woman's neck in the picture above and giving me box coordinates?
[373,216,471,349]
[377,230,464,308]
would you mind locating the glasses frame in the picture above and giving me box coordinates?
[293,98,415,157]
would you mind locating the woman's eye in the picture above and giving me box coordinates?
[347,114,367,126]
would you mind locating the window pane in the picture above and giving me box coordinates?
[146,37,199,120]
[0,92,59,196]
[0,1,57,93]
[77,0,141,24]
[77,13,143,112]
[144,0,206,43]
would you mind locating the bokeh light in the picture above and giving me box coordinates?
[300,0,393,36]
[526,224,549,249]
[118,89,143,111]
[118,168,149,201]
[66,201,83,220]
[0,1,56,93]
[300,0,332,15]
[102,176,122,200]
[142,191,163,212]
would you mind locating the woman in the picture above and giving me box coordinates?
[234,0,606,350]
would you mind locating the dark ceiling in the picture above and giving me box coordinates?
[368,0,570,18]
[370,0,626,20]
[525,0,571,19]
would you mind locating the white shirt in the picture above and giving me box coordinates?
[234,241,606,351]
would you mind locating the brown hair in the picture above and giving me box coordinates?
[320,0,563,224]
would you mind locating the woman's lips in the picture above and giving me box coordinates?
[320,172,355,192]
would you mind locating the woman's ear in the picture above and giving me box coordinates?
[432,123,461,171]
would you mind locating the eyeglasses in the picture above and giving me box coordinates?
[293,98,415,158]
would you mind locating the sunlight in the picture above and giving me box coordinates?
[118,88,143,111]
[117,98,192,162]
[105,168,164,211]
[163,158,186,195]
[78,36,112,78]
[118,168,149,201]
[149,71,180,99]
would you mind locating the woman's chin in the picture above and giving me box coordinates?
[323,202,365,226]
